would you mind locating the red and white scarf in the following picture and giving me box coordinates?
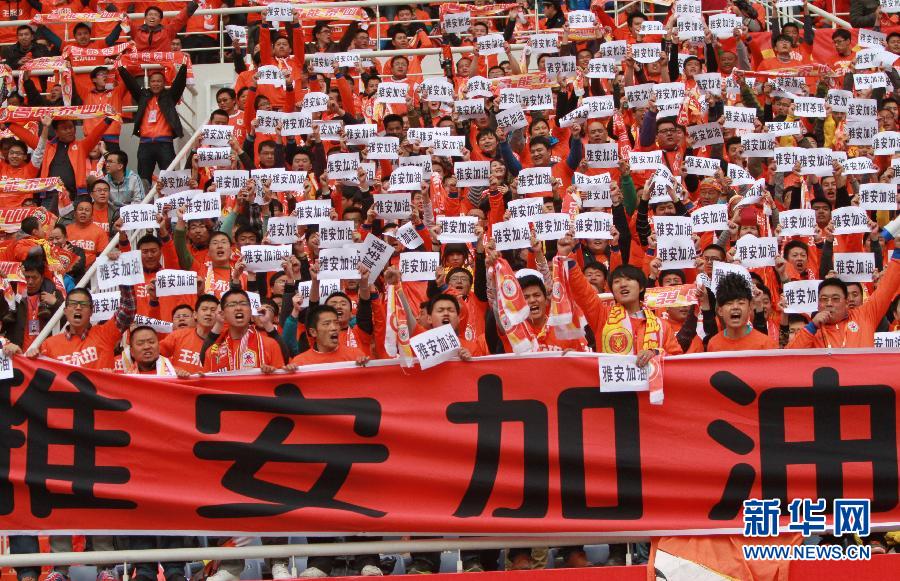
[548,255,587,340]
[384,282,414,363]
[491,257,536,354]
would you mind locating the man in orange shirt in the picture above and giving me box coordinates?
[758,34,808,72]
[28,279,137,370]
[67,198,110,268]
[202,289,286,373]
[559,234,682,361]
[0,139,38,179]
[518,275,589,352]
[288,305,368,366]
[76,67,128,153]
[118,62,189,186]
[120,326,186,376]
[160,294,218,373]
[706,274,778,352]
[788,257,899,349]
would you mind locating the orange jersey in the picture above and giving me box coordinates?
[706,328,778,352]
[40,320,123,370]
[290,343,364,365]
[788,260,900,349]
[203,328,285,373]
[66,221,109,267]
[159,327,207,373]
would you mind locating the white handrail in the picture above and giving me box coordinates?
[27,126,204,352]
[0,536,646,568]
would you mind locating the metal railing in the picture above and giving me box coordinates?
[27,125,204,352]
[0,536,646,568]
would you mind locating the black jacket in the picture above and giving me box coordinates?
[9,278,63,348]
[118,63,189,139]
[1,40,50,70]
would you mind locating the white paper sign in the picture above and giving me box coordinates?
[295,199,332,225]
[724,106,757,130]
[598,355,650,392]
[629,150,663,171]
[874,131,900,155]
[256,65,285,88]
[684,156,720,176]
[631,43,662,64]
[455,161,490,187]
[374,193,412,220]
[544,56,577,77]
[529,33,559,54]
[89,290,121,322]
[241,244,292,273]
[476,33,506,56]
[831,206,871,235]
[318,247,361,280]
[584,143,619,169]
[376,82,408,104]
[516,167,553,195]
[442,11,470,34]
[874,331,900,349]
[692,204,728,233]
[657,237,697,269]
[574,212,613,239]
[158,169,191,195]
[266,216,298,244]
[437,216,478,243]
[532,213,571,241]
[410,323,462,370]
[399,251,440,282]
[196,147,232,168]
[454,98,485,120]
[265,2,294,22]
[389,166,424,192]
[792,96,827,118]
[859,183,898,211]
[508,198,544,221]
[783,280,821,314]
[326,152,360,181]
[201,124,233,147]
[834,252,876,282]
[281,111,312,136]
[709,13,741,38]
[687,122,724,147]
[213,170,248,195]
[366,136,400,160]
[520,87,554,111]
[492,219,532,251]
[358,233,394,280]
[624,83,654,108]
[96,250,144,290]
[395,221,423,249]
[432,135,466,157]
[653,216,692,239]
[734,235,779,268]
[301,92,329,113]
[344,124,376,145]
[183,192,221,220]
[318,220,355,250]
[155,269,197,297]
[586,58,617,79]
[118,204,158,231]
[740,133,776,158]
[778,209,817,237]
[0,352,13,379]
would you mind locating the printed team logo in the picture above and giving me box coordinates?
[552,281,562,300]
[465,326,475,341]
[398,323,409,342]
[848,321,859,332]
[501,276,518,300]
[608,330,629,353]
[241,350,257,368]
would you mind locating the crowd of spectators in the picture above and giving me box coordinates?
[0,0,899,577]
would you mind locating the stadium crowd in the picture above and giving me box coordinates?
[0,0,899,577]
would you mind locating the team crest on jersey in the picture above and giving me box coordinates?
[465,326,475,341]
[241,350,257,368]
[608,330,629,353]
[398,323,409,342]
[848,321,859,332]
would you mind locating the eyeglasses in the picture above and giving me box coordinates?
[224,301,250,309]
[66,300,91,308]
[658,128,679,135]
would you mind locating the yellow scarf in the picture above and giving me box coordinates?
[601,304,662,355]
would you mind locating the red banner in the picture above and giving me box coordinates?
[2,350,899,534]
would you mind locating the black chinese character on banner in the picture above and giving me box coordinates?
[1,368,134,517]
[447,374,549,517]
[707,367,897,519]
[193,383,389,518]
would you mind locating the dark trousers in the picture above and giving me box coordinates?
[127,536,191,581]
[9,535,40,581]
[137,141,176,187]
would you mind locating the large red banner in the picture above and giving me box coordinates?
[1,351,899,534]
